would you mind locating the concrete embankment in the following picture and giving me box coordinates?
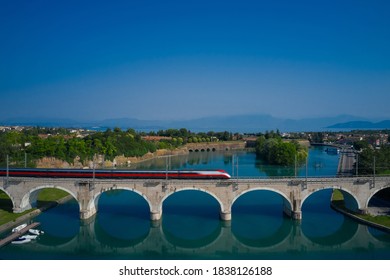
[330,193,390,233]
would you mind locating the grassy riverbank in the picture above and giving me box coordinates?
[331,189,390,229]
[0,188,69,226]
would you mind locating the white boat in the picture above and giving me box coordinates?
[11,223,27,233]
[28,229,44,235]
[11,237,31,245]
[21,234,38,240]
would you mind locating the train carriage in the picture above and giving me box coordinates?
[0,168,231,180]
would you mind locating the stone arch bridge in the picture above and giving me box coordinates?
[186,142,246,152]
[1,176,390,221]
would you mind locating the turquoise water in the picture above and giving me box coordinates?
[133,146,339,177]
[1,147,390,259]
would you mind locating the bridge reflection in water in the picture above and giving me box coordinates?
[1,189,390,260]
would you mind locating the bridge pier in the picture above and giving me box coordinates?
[12,206,27,214]
[358,208,369,215]
[150,211,162,221]
[282,206,302,220]
[282,194,302,220]
[220,211,231,221]
[77,183,98,220]
[80,207,97,220]
[291,211,302,220]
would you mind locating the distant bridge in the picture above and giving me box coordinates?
[1,175,390,221]
[186,142,246,152]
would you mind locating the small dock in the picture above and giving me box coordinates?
[0,222,40,248]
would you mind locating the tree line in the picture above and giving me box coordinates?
[0,127,236,167]
[354,140,390,175]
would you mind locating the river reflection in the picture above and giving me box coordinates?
[94,190,150,247]
[232,191,292,248]
[34,200,80,246]
[162,191,221,248]
[301,189,359,246]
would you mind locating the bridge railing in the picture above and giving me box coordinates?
[2,175,388,185]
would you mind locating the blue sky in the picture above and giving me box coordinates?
[1,0,389,121]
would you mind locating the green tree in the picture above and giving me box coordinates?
[256,136,307,166]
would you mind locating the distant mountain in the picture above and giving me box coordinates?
[0,117,83,127]
[162,114,367,132]
[327,120,390,129]
[96,118,167,131]
[1,114,387,132]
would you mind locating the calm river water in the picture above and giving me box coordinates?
[1,146,390,259]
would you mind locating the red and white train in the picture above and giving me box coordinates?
[0,168,231,180]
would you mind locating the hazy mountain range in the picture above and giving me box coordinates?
[1,115,389,132]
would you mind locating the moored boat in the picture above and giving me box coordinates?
[11,223,27,233]
[29,229,44,235]
[21,234,38,240]
[325,148,340,155]
[11,237,31,245]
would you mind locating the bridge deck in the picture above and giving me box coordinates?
[337,148,356,176]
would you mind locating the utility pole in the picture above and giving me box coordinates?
[295,153,297,177]
[236,156,239,184]
[92,154,96,190]
[232,154,235,178]
[165,155,170,181]
[231,154,239,183]
[305,156,308,189]
[355,153,358,176]
[6,154,9,182]
[373,155,376,188]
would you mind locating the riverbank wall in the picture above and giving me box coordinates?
[330,193,390,234]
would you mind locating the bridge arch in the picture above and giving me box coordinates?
[160,188,223,248]
[20,185,78,212]
[0,187,16,211]
[159,188,225,214]
[89,187,153,219]
[232,188,293,217]
[92,190,151,247]
[232,188,292,208]
[366,184,390,208]
[301,186,361,210]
